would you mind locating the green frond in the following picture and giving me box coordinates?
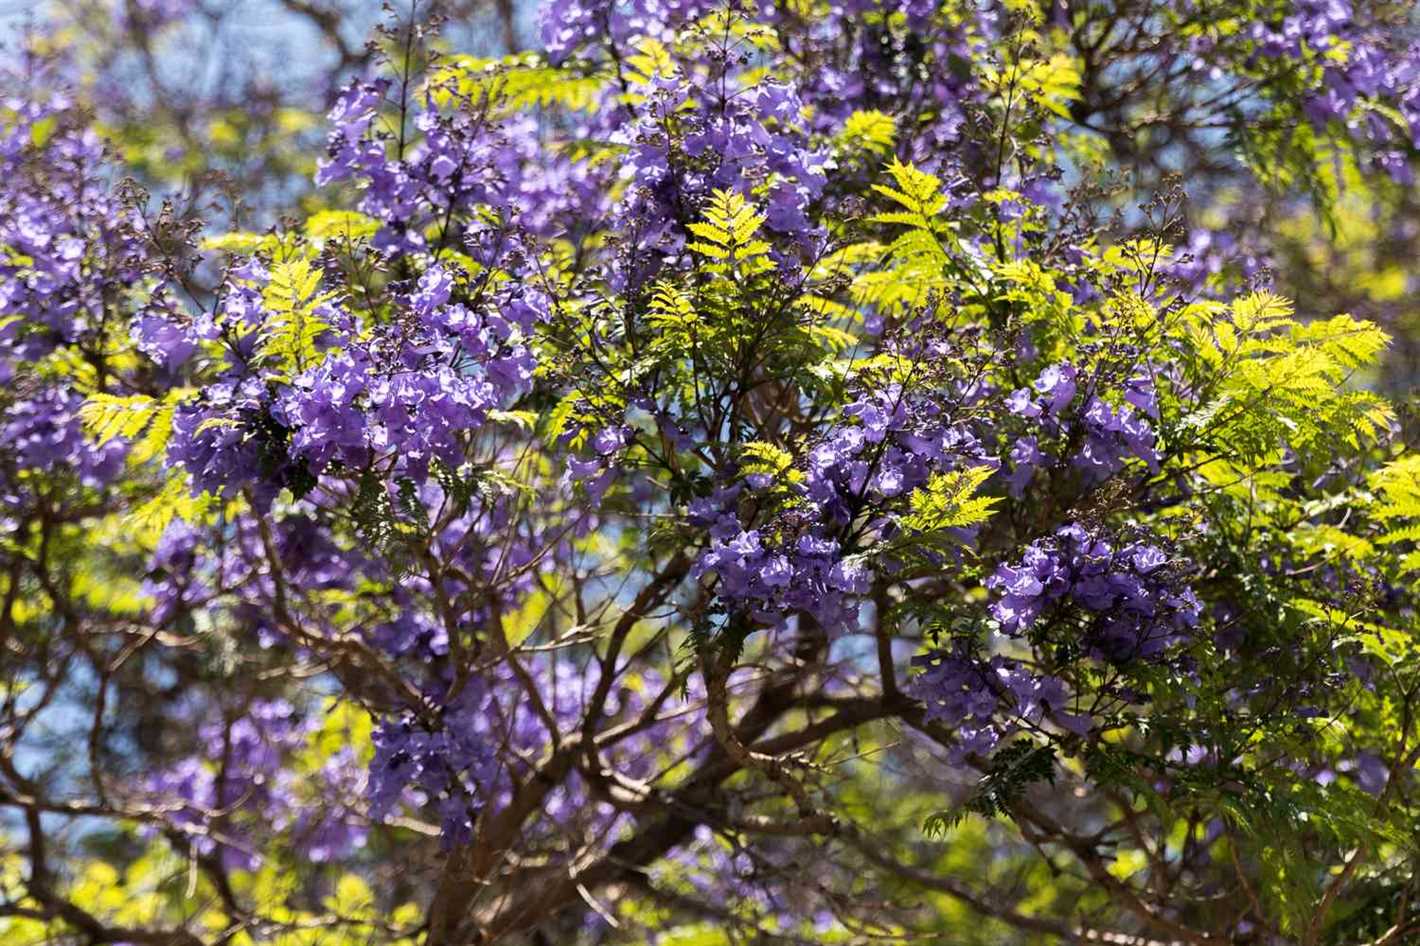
[850,269,934,311]
[1289,313,1390,369]
[1370,454,1420,523]
[200,231,288,255]
[796,295,858,322]
[305,210,381,243]
[80,393,160,445]
[430,54,606,114]
[487,410,538,430]
[543,390,588,449]
[127,475,218,545]
[623,38,675,85]
[839,110,896,154]
[692,190,766,248]
[987,52,1082,118]
[738,441,800,485]
[129,405,175,465]
[1288,524,1373,562]
[1181,295,1393,463]
[258,257,337,377]
[688,190,772,275]
[873,158,946,220]
[1230,291,1295,333]
[901,465,1001,534]
[647,282,696,327]
[80,389,188,466]
[805,324,858,353]
[1376,523,1420,547]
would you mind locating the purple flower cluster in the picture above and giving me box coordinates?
[791,0,991,173]
[145,699,367,870]
[987,524,1201,664]
[809,384,993,518]
[369,653,708,846]
[909,645,1088,760]
[370,682,499,844]
[909,521,1199,760]
[277,261,541,481]
[0,98,145,358]
[1248,0,1420,181]
[0,94,146,508]
[141,507,371,652]
[538,0,721,62]
[611,70,829,288]
[692,513,872,631]
[4,388,126,485]
[1163,227,1272,296]
[693,383,993,631]
[169,377,295,506]
[317,76,605,255]
[1004,363,1161,492]
[1075,388,1160,484]
[317,77,491,256]
[159,235,545,504]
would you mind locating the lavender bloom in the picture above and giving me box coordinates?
[988,524,1200,664]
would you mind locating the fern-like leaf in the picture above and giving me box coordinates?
[80,393,160,445]
[901,466,1002,533]
[258,258,336,377]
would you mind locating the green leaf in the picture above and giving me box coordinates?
[738,440,801,485]
[688,190,771,275]
[127,475,217,544]
[305,210,381,242]
[901,466,1002,534]
[873,158,946,218]
[839,109,896,154]
[80,390,187,463]
[80,393,160,444]
[257,257,336,376]
[430,53,606,114]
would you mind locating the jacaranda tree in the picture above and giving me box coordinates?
[2,1,1419,943]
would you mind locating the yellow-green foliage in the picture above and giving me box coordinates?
[850,159,965,312]
[646,280,699,338]
[688,188,773,276]
[901,466,1002,535]
[127,475,220,545]
[80,389,188,465]
[1369,454,1420,572]
[985,48,1082,119]
[430,53,606,114]
[258,258,337,378]
[305,210,382,243]
[1179,292,1392,461]
[839,109,896,154]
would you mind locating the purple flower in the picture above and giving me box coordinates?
[987,525,1199,664]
